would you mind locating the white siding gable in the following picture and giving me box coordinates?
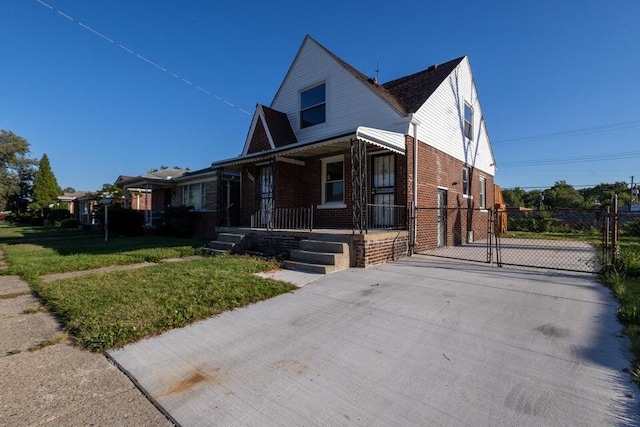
[271,37,403,145]
[412,57,496,176]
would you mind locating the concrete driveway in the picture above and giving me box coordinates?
[110,256,639,426]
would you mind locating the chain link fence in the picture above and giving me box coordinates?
[415,207,604,273]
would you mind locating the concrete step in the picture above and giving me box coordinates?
[290,249,340,266]
[217,233,245,244]
[202,247,230,255]
[299,240,348,254]
[283,260,338,274]
[206,241,235,251]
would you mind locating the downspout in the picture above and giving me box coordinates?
[410,114,420,255]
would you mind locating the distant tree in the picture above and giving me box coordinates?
[97,183,124,207]
[579,182,630,207]
[543,181,584,209]
[62,186,76,193]
[30,154,62,212]
[502,187,527,207]
[0,130,37,212]
[523,189,544,209]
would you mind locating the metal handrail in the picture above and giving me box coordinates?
[251,205,313,231]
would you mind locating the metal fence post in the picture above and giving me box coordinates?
[611,195,619,266]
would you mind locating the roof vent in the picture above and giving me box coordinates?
[427,64,438,72]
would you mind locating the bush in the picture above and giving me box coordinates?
[157,206,196,237]
[98,206,144,236]
[59,218,79,228]
[624,219,640,237]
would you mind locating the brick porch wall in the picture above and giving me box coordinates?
[191,211,216,240]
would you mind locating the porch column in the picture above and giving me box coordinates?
[350,138,367,233]
[215,167,225,227]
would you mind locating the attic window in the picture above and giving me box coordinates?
[464,103,473,140]
[300,83,326,129]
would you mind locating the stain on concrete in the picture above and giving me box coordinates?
[534,323,571,339]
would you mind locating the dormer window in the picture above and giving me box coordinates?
[300,82,326,129]
[464,102,473,140]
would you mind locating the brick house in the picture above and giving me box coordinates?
[211,35,496,267]
[116,167,239,239]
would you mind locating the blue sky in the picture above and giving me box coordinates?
[1,0,638,192]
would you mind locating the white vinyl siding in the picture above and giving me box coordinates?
[410,57,495,176]
[271,38,404,145]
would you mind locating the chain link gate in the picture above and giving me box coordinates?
[414,206,605,273]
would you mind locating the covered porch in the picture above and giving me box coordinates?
[212,126,410,234]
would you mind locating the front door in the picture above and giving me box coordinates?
[257,164,273,227]
[371,154,396,228]
[437,188,447,247]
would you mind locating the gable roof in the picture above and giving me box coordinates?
[290,36,465,117]
[382,56,466,114]
[241,104,297,155]
[261,105,297,147]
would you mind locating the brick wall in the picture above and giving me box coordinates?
[406,136,495,251]
[274,161,306,209]
[352,232,409,267]
[247,120,272,154]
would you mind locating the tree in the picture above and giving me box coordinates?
[0,130,37,212]
[97,183,123,207]
[62,186,76,193]
[542,181,584,209]
[579,182,630,207]
[502,187,527,207]
[30,154,61,212]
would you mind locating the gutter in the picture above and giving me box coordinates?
[409,114,421,255]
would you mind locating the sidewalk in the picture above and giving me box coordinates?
[0,273,173,426]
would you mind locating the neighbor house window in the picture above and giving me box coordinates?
[182,183,204,210]
[479,177,486,209]
[321,155,344,206]
[464,103,473,140]
[300,82,326,129]
[462,167,470,197]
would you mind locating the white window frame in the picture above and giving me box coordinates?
[464,102,473,140]
[318,154,346,209]
[479,176,486,209]
[299,81,326,129]
[182,183,205,211]
[462,167,471,198]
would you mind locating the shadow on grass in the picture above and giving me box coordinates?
[0,224,204,257]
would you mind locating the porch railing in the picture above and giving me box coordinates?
[368,204,407,230]
[251,206,313,231]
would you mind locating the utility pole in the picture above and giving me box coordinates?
[631,176,635,212]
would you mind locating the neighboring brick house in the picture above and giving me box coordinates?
[211,35,496,260]
[116,167,239,239]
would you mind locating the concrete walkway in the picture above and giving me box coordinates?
[110,256,639,426]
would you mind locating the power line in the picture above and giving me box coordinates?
[493,119,640,145]
[33,0,251,115]
[499,150,640,167]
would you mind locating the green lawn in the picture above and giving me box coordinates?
[0,224,295,351]
[0,224,204,280]
[600,236,640,381]
[33,255,294,351]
